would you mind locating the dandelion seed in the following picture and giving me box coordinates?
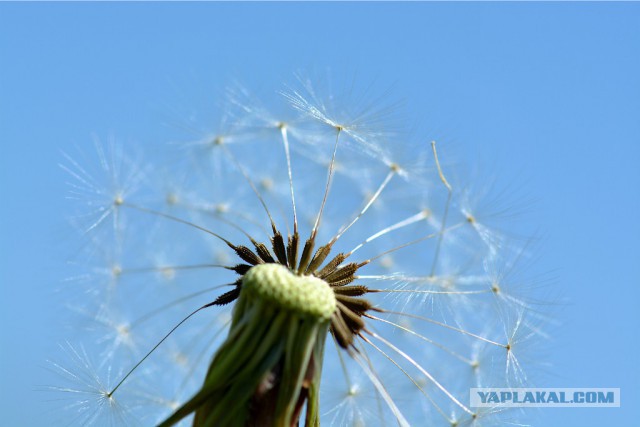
[57,75,549,426]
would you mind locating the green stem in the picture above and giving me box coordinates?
[158,264,335,427]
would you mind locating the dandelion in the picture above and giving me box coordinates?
[58,75,548,426]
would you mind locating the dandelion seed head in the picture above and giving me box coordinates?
[56,74,550,426]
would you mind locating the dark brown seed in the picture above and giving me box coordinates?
[252,240,275,264]
[233,246,263,266]
[330,311,353,348]
[322,262,358,283]
[297,238,315,273]
[212,285,241,306]
[316,253,347,278]
[229,264,252,275]
[305,244,333,274]
[271,231,288,266]
[337,301,365,333]
[286,232,299,270]
[327,276,357,288]
[335,295,372,314]
[333,285,369,296]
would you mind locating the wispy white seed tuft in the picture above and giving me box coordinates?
[53,74,550,427]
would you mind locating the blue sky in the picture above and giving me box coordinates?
[1,3,639,426]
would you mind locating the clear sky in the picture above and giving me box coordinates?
[1,3,639,426]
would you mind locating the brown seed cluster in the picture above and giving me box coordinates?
[213,224,374,349]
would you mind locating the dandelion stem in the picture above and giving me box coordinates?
[160,264,334,427]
